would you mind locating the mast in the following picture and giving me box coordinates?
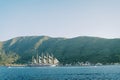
[36,53,39,64]
[33,58,37,64]
[32,56,37,64]
[31,52,59,65]
[46,53,49,64]
[43,55,47,64]
[32,56,34,64]
[39,56,42,63]
[41,53,44,63]
[51,54,54,64]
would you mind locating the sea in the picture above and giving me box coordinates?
[0,65,120,80]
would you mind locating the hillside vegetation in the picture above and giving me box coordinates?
[1,36,120,65]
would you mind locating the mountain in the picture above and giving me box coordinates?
[1,36,120,64]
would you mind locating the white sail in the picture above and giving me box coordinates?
[39,59,42,63]
[39,56,42,59]
[54,58,59,64]
[34,59,37,63]
[44,56,47,59]
[49,55,53,59]
[49,58,53,64]
[43,58,47,64]
[31,53,59,67]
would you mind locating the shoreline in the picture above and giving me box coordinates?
[1,64,120,68]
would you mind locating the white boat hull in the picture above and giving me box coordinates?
[27,64,57,67]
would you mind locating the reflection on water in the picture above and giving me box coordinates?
[0,66,120,80]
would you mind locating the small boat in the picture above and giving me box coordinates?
[8,66,12,68]
[28,53,59,67]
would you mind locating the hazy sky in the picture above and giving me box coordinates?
[0,0,120,41]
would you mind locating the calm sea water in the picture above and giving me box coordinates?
[0,65,120,80]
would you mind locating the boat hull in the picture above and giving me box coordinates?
[27,64,57,67]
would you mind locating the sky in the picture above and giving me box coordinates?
[0,0,120,41]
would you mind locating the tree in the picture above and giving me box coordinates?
[0,50,19,65]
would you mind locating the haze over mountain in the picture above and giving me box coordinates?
[0,36,120,65]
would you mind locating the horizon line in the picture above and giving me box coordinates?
[1,35,120,42]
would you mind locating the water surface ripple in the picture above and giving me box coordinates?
[0,66,120,80]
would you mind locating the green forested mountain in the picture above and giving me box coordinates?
[0,36,120,65]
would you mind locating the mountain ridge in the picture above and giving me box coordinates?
[1,36,120,64]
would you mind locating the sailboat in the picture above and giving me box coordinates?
[28,53,59,67]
